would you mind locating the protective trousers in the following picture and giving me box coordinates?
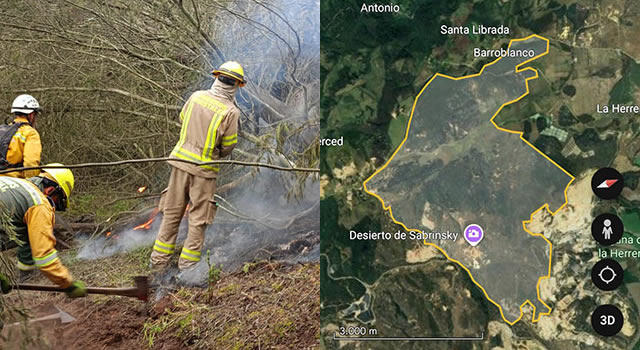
[150,167,217,270]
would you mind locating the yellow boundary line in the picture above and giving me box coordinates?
[362,34,575,325]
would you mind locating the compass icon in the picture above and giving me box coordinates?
[591,259,623,291]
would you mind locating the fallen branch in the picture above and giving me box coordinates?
[102,193,161,207]
[54,237,72,250]
[3,87,182,111]
[54,223,99,231]
[0,157,319,174]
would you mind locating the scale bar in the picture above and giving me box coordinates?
[334,332,484,341]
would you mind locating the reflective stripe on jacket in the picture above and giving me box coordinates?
[2,116,41,178]
[0,176,72,288]
[169,85,239,179]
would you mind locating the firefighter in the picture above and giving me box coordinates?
[0,164,86,298]
[150,61,242,271]
[0,94,43,178]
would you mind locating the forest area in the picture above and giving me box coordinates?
[0,0,320,348]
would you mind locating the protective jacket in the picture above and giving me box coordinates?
[0,176,72,288]
[2,116,41,178]
[169,80,240,178]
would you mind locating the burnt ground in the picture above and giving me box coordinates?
[0,248,319,349]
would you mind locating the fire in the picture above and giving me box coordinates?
[105,231,120,239]
[133,207,159,231]
[137,186,147,193]
[132,204,189,231]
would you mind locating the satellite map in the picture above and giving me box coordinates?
[320,1,640,349]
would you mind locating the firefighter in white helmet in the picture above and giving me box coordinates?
[0,94,43,178]
[150,61,243,271]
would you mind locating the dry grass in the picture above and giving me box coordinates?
[145,261,320,349]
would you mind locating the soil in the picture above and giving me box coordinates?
[2,294,148,349]
[1,262,319,350]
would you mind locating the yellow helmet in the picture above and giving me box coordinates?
[212,61,246,87]
[41,163,74,200]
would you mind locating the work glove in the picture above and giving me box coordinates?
[0,273,10,294]
[65,280,88,298]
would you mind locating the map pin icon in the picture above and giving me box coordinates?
[464,224,484,247]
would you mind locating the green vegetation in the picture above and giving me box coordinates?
[241,262,256,274]
[623,210,640,235]
[610,60,640,105]
[66,193,146,223]
[388,113,410,150]
[205,250,223,285]
[322,0,465,171]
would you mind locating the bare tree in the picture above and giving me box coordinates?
[0,0,319,200]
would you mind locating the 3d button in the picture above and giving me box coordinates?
[591,213,624,246]
[591,258,624,291]
[591,167,624,200]
[591,304,624,337]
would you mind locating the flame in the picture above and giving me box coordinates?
[133,207,159,231]
[137,186,147,193]
[105,231,120,239]
[132,204,189,231]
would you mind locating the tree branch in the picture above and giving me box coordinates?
[2,87,182,110]
[0,157,319,174]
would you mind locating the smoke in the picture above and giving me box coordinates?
[75,217,163,260]
[206,169,319,264]
[77,169,318,280]
[76,0,320,286]
[176,169,319,286]
[210,0,320,126]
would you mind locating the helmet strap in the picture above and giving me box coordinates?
[41,177,67,211]
[27,112,37,127]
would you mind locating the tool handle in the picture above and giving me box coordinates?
[14,284,65,292]
[13,284,137,294]
[13,275,148,301]
[85,287,138,296]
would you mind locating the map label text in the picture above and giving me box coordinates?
[349,230,458,241]
[320,137,344,146]
[597,103,640,114]
[473,48,535,58]
[360,3,400,13]
[440,24,510,35]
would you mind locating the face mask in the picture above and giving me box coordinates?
[55,189,67,211]
[47,187,67,211]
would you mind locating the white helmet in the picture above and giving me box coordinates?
[11,94,41,114]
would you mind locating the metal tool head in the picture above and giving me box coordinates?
[6,305,76,327]
[54,305,76,324]
[134,276,150,301]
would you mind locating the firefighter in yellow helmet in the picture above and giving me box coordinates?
[0,94,43,178]
[150,61,243,271]
[0,164,87,298]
